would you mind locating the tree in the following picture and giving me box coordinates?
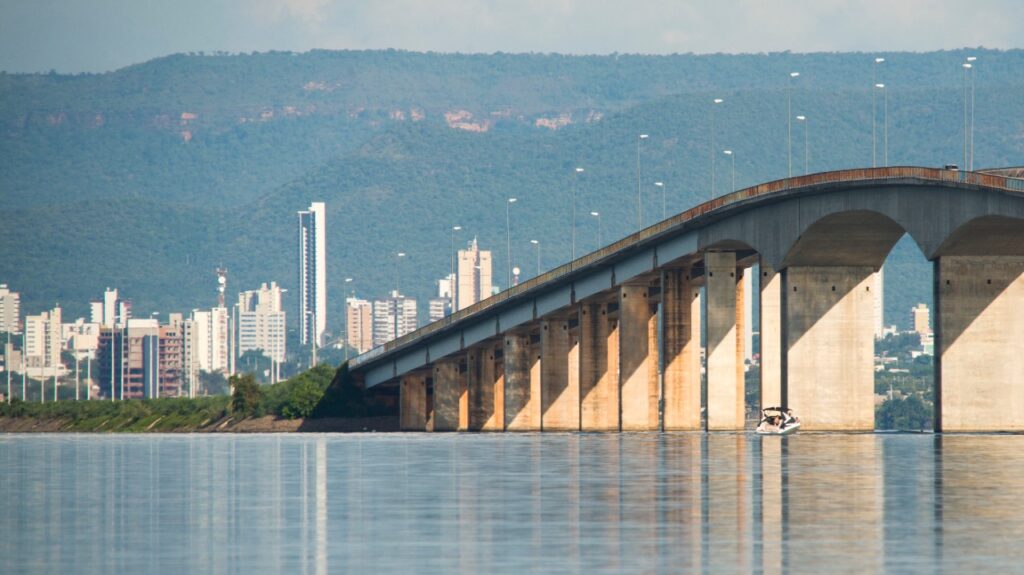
[230,373,263,417]
[199,370,228,396]
[876,394,932,431]
[281,379,324,419]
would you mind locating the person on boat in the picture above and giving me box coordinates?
[757,415,781,433]
[780,409,799,429]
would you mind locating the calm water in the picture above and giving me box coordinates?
[1,433,1022,574]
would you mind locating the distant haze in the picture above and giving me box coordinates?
[2,0,1022,73]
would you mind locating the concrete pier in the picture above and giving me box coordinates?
[619,285,659,431]
[784,266,875,430]
[705,252,746,430]
[579,302,620,430]
[468,345,504,431]
[662,268,703,430]
[504,333,541,431]
[759,264,783,410]
[540,318,580,431]
[433,359,467,431]
[399,372,428,431]
[935,256,1024,431]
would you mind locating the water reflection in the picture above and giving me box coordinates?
[1,433,1023,573]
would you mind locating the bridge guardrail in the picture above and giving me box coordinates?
[352,167,1024,369]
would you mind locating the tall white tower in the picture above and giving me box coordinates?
[298,202,327,346]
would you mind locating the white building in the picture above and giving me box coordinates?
[0,284,21,335]
[457,238,493,311]
[89,288,131,328]
[62,318,100,357]
[429,273,455,322]
[235,282,286,364]
[183,307,229,397]
[298,201,327,347]
[24,305,63,378]
[373,291,418,347]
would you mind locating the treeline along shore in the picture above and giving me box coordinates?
[0,363,399,433]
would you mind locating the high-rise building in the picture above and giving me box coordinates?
[457,238,493,311]
[912,303,931,336]
[235,282,287,365]
[298,201,327,347]
[0,284,21,335]
[346,297,373,354]
[89,288,131,328]
[429,274,455,323]
[183,307,230,397]
[373,291,418,347]
[96,318,183,399]
[24,305,62,378]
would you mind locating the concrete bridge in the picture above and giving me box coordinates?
[350,167,1024,432]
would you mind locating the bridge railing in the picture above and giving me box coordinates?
[352,167,1023,368]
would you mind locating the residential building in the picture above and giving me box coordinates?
[346,297,373,354]
[298,201,327,347]
[0,284,20,334]
[457,238,492,311]
[429,274,455,323]
[89,288,131,328]
[24,305,63,378]
[912,303,931,336]
[96,319,183,399]
[183,307,230,397]
[235,282,286,364]
[373,291,417,347]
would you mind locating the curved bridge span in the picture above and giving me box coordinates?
[350,167,1024,432]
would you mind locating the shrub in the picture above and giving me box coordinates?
[230,374,263,417]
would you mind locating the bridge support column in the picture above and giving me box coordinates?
[580,303,620,430]
[504,333,541,431]
[935,256,1024,431]
[433,359,467,431]
[400,372,429,431]
[619,285,659,430]
[541,318,580,431]
[760,263,783,409]
[783,266,875,430]
[468,345,504,431]
[705,252,746,430]
[663,268,703,430]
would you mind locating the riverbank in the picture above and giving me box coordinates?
[0,414,399,433]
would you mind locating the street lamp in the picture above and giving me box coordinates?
[873,57,885,168]
[875,84,888,167]
[711,98,723,198]
[796,115,808,174]
[572,167,584,260]
[962,62,972,170]
[654,182,665,219]
[637,134,648,229]
[450,225,461,304]
[395,252,406,294]
[788,72,800,177]
[967,56,977,170]
[590,211,602,249]
[723,150,735,192]
[506,198,517,289]
[530,239,541,276]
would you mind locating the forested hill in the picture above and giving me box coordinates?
[2,49,1023,335]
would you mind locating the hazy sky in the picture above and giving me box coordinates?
[2,0,1021,73]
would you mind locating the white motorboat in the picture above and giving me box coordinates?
[755,407,801,435]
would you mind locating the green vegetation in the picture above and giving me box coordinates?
[876,394,932,432]
[0,362,377,431]
[3,49,1024,336]
[875,331,934,430]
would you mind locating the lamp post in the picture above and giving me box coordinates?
[590,211,602,249]
[637,134,648,229]
[796,115,808,174]
[572,167,584,260]
[711,98,723,198]
[530,240,541,276]
[875,84,888,167]
[395,252,406,294]
[788,72,800,177]
[150,311,159,400]
[654,182,665,219]
[343,278,353,365]
[962,62,972,170]
[506,198,517,289]
[723,150,735,192]
[450,225,461,304]
[873,57,885,168]
[967,56,977,170]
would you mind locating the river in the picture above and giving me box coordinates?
[1,433,1022,573]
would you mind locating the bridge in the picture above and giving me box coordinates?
[349,167,1024,432]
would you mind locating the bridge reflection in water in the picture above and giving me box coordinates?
[3,434,1024,573]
